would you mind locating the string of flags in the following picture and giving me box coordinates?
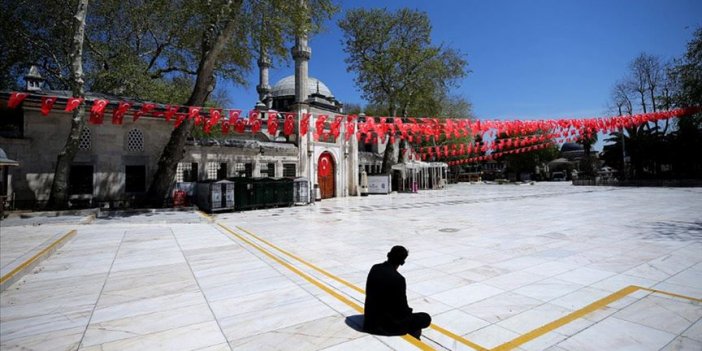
[4,92,700,164]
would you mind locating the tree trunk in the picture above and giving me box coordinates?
[147,1,239,207]
[46,0,89,210]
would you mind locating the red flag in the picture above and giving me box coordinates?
[221,120,230,134]
[163,105,179,122]
[300,113,311,135]
[174,113,187,128]
[267,111,279,135]
[229,109,242,121]
[232,118,244,133]
[209,108,222,125]
[89,99,109,124]
[248,109,259,123]
[112,101,131,125]
[345,118,356,141]
[8,92,29,108]
[65,97,84,112]
[316,115,328,136]
[40,96,57,116]
[91,99,109,115]
[283,113,295,136]
[133,103,155,122]
[188,106,201,120]
[251,119,261,133]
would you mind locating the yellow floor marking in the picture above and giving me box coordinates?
[0,229,77,285]
[236,225,487,351]
[196,210,213,221]
[231,225,702,351]
[639,287,702,303]
[491,285,643,351]
[236,226,365,294]
[217,224,435,351]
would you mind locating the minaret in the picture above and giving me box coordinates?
[291,13,311,104]
[292,0,312,181]
[256,47,271,109]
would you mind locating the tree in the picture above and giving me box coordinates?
[147,0,336,206]
[46,0,90,209]
[338,8,468,173]
[3,0,336,207]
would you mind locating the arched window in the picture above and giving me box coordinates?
[78,127,91,151]
[126,128,144,152]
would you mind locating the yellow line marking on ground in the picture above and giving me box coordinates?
[232,224,702,351]
[196,210,213,221]
[217,223,435,351]
[639,287,702,303]
[236,225,487,351]
[236,226,365,294]
[0,229,77,285]
[491,285,702,351]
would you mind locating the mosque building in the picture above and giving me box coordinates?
[0,29,386,209]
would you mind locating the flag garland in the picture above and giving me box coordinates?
[3,91,700,164]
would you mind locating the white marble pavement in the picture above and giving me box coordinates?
[0,182,700,350]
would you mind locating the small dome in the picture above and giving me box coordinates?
[270,75,333,98]
[560,143,584,153]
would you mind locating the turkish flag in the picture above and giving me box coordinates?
[65,97,84,112]
[248,109,259,123]
[229,109,242,121]
[8,92,29,108]
[251,119,261,133]
[133,103,155,122]
[40,96,57,116]
[174,113,187,128]
[112,101,131,125]
[89,99,109,124]
[188,106,201,120]
[283,113,295,136]
[234,118,246,133]
[209,108,222,125]
[300,113,311,135]
[163,105,179,122]
[221,120,230,134]
[267,111,279,135]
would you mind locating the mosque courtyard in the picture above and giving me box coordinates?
[1,182,701,350]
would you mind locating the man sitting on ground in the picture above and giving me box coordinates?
[363,245,432,339]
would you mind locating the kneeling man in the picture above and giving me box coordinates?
[364,245,432,339]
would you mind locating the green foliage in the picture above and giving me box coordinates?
[668,27,702,107]
[1,0,337,104]
[338,7,468,117]
[602,27,702,179]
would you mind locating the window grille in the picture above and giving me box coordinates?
[176,162,198,182]
[283,163,296,178]
[206,162,220,180]
[126,128,144,152]
[78,127,91,150]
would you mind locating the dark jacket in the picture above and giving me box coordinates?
[363,261,413,334]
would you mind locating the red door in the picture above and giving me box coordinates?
[318,152,335,199]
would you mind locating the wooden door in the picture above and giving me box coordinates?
[318,153,335,199]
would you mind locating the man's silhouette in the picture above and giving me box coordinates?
[363,245,432,339]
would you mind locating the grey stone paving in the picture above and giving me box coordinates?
[0,182,701,350]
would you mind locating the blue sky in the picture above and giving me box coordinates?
[225,0,702,121]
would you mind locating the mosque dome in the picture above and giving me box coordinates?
[270,75,334,98]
